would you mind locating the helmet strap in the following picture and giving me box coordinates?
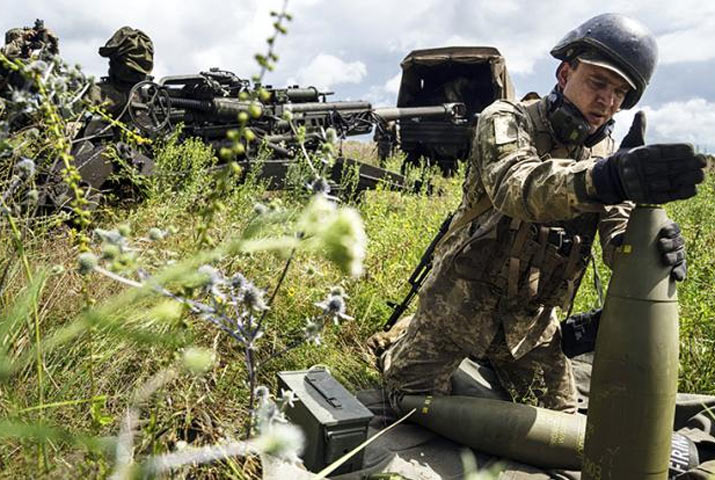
[546,87,613,147]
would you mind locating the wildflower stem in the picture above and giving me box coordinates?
[93,266,144,288]
[256,246,296,332]
[256,337,306,371]
[288,119,318,175]
[2,199,47,470]
[256,0,291,83]
[244,347,257,439]
[1,176,23,203]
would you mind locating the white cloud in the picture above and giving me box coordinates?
[384,72,402,95]
[2,0,713,137]
[2,0,281,79]
[293,54,367,91]
[658,19,715,64]
[614,98,715,151]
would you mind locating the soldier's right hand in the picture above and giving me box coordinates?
[591,143,707,205]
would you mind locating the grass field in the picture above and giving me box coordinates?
[1,133,714,478]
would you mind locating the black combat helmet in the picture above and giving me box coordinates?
[551,13,658,109]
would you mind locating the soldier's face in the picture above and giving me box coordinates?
[558,62,631,131]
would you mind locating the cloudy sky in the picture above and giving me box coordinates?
[3,0,714,150]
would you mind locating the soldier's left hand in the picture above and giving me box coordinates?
[658,221,687,281]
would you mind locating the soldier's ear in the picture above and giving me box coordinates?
[556,62,570,89]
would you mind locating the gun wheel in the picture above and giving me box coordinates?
[128,80,172,135]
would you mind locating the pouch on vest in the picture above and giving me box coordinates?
[452,215,590,310]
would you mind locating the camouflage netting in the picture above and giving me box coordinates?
[99,26,154,83]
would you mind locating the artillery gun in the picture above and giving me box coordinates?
[125,68,465,194]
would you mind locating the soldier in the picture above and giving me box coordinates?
[1,19,59,62]
[50,26,155,210]
[0,20,59,110]
[375,14,707,413]
[86,26,154,118]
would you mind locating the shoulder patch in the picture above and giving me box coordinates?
[493,115,518,146]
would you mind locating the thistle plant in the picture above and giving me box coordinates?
[0,6,376,478]
[0,50,94,247]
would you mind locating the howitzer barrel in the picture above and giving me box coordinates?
[372,103,466,122]
[284,87,320,102]
[271,87,324,103]
[169,97,259,119]
[264,132,324,143]
[284,101,372,113]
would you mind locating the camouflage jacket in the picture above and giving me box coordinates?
[85,79,140,119]
[429,96,631,358]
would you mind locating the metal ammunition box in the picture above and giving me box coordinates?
[277,369,373,474]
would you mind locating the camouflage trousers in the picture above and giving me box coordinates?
[382,271,577,413]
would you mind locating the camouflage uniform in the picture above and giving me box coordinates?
[1,22,59,60]
[383,96,631,412]
[0,22,59,99]
[86,26,154,118]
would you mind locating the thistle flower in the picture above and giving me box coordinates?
[198,265,223,287]
[14,158,36,180]
[242,283,268,312]
[307,177,331,196]
[278,389,297,409]
[25,189,38,204]
[253,202,268,215]
[329,286,347,298]
[230,272,248,290]
[94,228,127,247]
[26,59,49,76]
[78,252,98,275]
[181,347,216,375]
[117,224,131,237]
[325,127,338,144]
[303,318,322,346]
[319,207,367,277]
[101,243,121,260]
[254,385,270,400]
[148,227,165,241]
[315,291,353,325]
[281,107,293,122]
[254,422,305,463]
[150,300,183,323]
[297,194,336,236]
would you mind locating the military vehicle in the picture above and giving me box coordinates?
[383,46,515,173]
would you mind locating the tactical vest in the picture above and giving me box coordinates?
[450,98,614,312]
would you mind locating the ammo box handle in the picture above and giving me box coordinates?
[305,372,343,409]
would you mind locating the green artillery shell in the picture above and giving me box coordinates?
[583,206,679,480]
[399,395,699,474]
[400,394,587,469]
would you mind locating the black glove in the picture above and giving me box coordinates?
[561,308,602,358]
[619,110,647,149]
[591,114,706,205]
[658,221,687,281]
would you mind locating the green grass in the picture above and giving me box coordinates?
[1,140,714,478]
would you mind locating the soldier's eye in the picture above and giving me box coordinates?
[588,78,606,90]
